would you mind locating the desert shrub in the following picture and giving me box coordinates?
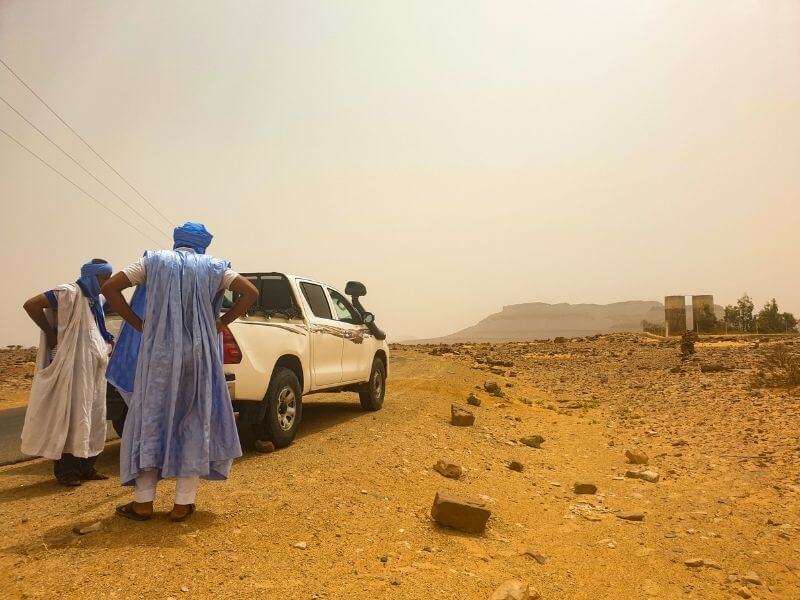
[753,344,800,389]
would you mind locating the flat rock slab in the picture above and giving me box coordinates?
[616,511,645,522]
[451,404,475,427]
[431,491,491,534]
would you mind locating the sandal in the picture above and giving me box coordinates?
[81,470,110,481]
[169,504,195,523]
[115,502,152,521]
[57,478,82,487]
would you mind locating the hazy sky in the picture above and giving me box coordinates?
[1,1,798,345]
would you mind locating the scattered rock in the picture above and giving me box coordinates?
[741,572,762,585]
[507,461,524,472]
[467,394,481,407]
[433,460,463,479]
[451,404,475,427]
[520,435,544,449]
[638,470,660,483]
[573,482,597,495]
[293,541,308,550]
[616,511,645,522]
[254,439,275,453]
[625,449,649,465]
[684,558,704,568]
[484,381,501,394]
[737,587,752,598]
[489,579,540,600]
[430,491,491,534]
[520,548,546,564]
[72,521,102,535]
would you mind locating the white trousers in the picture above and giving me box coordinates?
[133,469,199,505]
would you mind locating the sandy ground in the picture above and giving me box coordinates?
[0,335,798,599]
[0,347,36,409]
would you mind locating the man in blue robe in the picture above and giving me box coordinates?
[102,222,257,521]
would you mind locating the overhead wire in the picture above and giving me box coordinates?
[0,125,163,246]
[0,56,174,228]
[0,93,170,242]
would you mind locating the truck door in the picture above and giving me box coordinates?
[327,288,371,382]
[298,281,343,387]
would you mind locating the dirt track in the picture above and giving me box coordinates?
[0,336,798,599]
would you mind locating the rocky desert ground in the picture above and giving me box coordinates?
[0,334,798,599]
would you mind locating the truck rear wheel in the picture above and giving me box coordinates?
[253,366,303,448]
[359,358,386,411]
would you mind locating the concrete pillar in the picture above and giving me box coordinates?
[691,295,714,332]
[664,295,687,336]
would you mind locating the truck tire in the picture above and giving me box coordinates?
[359,358,386,411]
[253,367,303,448]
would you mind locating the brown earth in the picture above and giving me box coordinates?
[0,347,36,409]
[0,335,799,599]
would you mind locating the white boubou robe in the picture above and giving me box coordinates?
[21,284,109,459]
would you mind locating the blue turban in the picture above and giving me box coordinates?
[77,260,114,343]
[173,222,213,254]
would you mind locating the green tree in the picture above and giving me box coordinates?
[781,312,798,333]
[737,294,755,332]
[757,298,783,333]
[723,304,739,330]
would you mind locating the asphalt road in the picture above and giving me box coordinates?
[0,406,27,465]
[0,406,118,466]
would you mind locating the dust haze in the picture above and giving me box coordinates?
[1,1,798,345]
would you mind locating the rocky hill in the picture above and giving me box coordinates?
[416,300,719,343]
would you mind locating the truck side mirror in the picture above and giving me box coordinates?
[362,312,374,324]
[345,281,367,297]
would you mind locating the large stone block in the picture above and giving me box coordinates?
[430,491,491,533]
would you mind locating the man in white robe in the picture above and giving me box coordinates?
[21,259,114,486]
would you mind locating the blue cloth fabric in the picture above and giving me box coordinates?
[44,290,58,310]
[105,278,147,400]
[78,261,114,344]
[173,222,213,254]
[116,250,241,485]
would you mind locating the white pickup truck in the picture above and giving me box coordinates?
[106,274,389,448]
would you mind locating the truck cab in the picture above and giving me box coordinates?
[222,273,389,447]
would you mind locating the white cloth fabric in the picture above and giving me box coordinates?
[123,248,238,290]
[133,469,199,504]
[21,284,109,459]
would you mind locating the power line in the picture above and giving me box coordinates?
[0,94,171,241]
[0,56,174,228]
[0,125,163,246]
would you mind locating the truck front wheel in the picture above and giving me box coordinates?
[253,366,303,448]
[359,358,386,411]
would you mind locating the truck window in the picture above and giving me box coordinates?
[300,282,333,320]
[327,289,362,325]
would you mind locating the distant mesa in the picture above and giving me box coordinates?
[407,300,723,344]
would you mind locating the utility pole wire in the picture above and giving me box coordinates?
[0,126,163,246]
[0,94,170,242]
[0,57,174,228]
